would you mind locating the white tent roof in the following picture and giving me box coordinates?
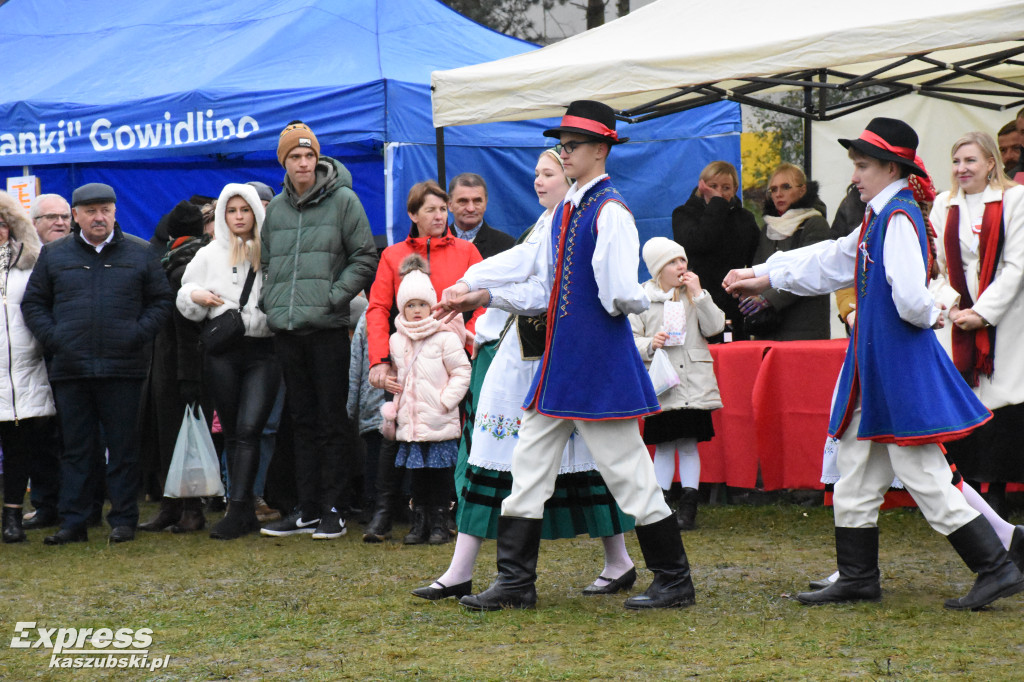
[432,0,1024,127]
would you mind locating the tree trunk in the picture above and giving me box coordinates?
[616,0,629,19]
[586,0,605,28]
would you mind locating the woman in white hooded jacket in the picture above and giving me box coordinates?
[0,192,56,543]
[178,183,281,540]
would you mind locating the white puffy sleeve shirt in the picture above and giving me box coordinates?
[752,179,939,329]
[461,175,649,318]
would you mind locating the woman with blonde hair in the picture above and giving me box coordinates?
[672,160,759,340]
[931,131,1024,514]
[178,184,282,539]
[744,162,831,339]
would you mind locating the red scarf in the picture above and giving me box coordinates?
[942,199,1003,386]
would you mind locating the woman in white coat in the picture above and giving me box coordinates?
[931,131,1024,511]
[0,193,56,543]
[178,184,282,540]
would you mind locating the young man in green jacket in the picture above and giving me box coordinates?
[259,121,378,540]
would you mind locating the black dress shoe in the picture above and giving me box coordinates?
[583,567,637,595]
[109,526,136,543]
[411,579,472,601]
[22,508,60,530]
[43,527,88,545]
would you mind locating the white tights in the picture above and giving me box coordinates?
[653,438,701,490]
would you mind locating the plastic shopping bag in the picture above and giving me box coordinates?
[163,405,225,498]
[648,348,681,396]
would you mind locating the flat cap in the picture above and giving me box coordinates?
[72,183,117,206]
[247,181,275,203]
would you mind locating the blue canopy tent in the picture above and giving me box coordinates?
[0,0,739,250]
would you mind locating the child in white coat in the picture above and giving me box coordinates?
[384,255,471,545]
[630,238,724,530]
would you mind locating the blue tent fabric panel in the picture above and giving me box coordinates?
[0,0,536,166]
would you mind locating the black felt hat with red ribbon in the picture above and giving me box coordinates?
[839,117,927,177]
[543,100,629,145]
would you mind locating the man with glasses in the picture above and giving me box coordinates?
[20,194,73,532]
[436,100,697,612]
[31,194,72,244]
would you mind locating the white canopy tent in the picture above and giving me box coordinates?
[432,0,1024,128]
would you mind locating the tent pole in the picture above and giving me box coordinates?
[803,85,813,177]
[435,127,446,189]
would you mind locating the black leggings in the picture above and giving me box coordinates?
[205,338,281,481]
[410,467,451,508]
[1,417,53,506]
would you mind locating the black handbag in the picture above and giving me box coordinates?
[200,267,257,355]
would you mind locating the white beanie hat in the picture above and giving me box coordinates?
[396,254,437,309]
[642,237,687,279]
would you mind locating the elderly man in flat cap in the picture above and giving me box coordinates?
[23,183,173,545]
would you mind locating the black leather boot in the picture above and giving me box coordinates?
[138,497,183,532]
[403,506,429,545]
[210,445,258,540]
[427,506,451,545]
[944,516,1024,610]
[624,514,696,609]
[171,497,206,533]
[362,491,393,543]
[2,506,27,543]
[363,439,401,542]
[676,487,699,531]
[795,527,881,605]
[460,516,542,611]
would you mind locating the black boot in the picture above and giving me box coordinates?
[363,440,401,542]
[138,497,183,532]
[427,506,451,545]
[403,506,429,545]
[363,492,393,543]
[460,516,541,611]
[2,507,27,543]
[677,487,699,531]
[170,497,206,533]
[944,516,1024,610]
[1007,525,1024,573]
[210,445,259,540]
[795,527,881,605]
[624,514,696,609]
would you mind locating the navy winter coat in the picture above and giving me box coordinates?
[22,226,174,382]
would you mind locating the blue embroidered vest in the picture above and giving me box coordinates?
[827,189,990,445]
[523,178,660,420]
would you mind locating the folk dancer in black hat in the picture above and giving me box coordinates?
[436,100,697,611]
[725,117,1024,610]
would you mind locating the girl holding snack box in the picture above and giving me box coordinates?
[629,237,725,530]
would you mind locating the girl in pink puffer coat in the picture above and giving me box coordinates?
[383,254,471,545]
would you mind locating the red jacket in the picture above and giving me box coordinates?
[367,231,483,366]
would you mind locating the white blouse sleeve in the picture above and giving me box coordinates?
[753,233,859,296]
[883,213,940,328]
[592,201,649,316]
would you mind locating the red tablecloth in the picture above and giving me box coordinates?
[753,339,848,490]
[696,341,772,488]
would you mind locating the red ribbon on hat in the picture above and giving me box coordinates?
[908,155,936,203]
[859,130,915,162]
[560,115,619,141]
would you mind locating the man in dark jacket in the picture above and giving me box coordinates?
[447,173,515,259]
[259,121,377,539]
[22,183,174,545]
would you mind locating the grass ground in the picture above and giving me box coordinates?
[1,502,1023,681]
